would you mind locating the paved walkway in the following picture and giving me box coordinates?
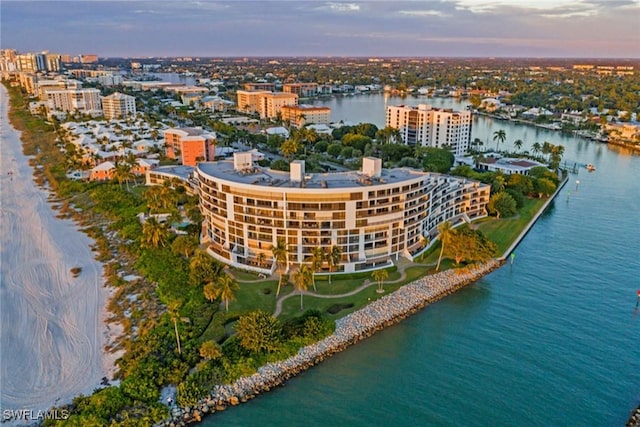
[271,261,436,317]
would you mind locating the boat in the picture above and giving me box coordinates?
[586,164,596,172]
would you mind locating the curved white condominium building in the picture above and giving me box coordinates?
[196,155,489,274]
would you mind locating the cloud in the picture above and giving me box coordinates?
[398,9,449,17]
[322,2,361,12]
[1,0,638,57]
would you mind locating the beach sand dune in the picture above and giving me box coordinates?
[0,85,111,416]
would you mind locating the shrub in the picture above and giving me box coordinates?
[487,191,517,219]
[235,310,282,354]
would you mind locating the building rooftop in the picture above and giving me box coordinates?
[198,160,436,190]
[152,165,195,180]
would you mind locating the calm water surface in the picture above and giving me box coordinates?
[205,95,640,426]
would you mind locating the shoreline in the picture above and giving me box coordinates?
[499,172,570,260]
[0,85,116,420]
[162,260,503,425]
[161,171,572,426]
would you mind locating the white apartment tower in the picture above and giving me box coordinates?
[101,92,136,119]
[386,104,472,155]
[46,88,102,113]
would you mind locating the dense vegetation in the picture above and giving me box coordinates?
[2,84,335,425]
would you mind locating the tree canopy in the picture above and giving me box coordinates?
[236,310,282,354]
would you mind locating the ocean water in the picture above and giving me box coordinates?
[204,95,640,426]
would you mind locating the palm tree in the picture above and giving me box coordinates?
[292,265,312,310]
[531,142,542,157]
[113,163,134,191]
[471,138,484,153]
[326,245,342,285]
[513,139,523,153]
[256,252,266,268]
[280,138,300,160]
[308,247,325,291]
[168,301,182,355]
[435,221,453,272]
[493,129,506,152]
[541,141,553,161]
[141,217,169,248]
[491,174,506,193]
[271,238,288,297]
[214,274,239,312]
[203,282,217,303]
[549,144,565,170]
[372,269,389,293]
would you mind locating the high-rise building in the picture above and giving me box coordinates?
[386,104,472,155]
[261,92,298,120]
[101,92,136,119]
[196,155,489,274]
[0,49,18,72]
[37,79,78,101]
[46,88,102,113]
[45,54,62,72]
[236,90,268,115]
[164,128,217,167]
[16,53,46,72]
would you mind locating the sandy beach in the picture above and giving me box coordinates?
[0,85,113,417]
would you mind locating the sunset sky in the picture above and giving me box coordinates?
[1,0,639,58]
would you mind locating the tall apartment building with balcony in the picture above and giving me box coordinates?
[236,90,268,115]
[164,127,217,167]
[46,88,102,114]
[386,104,472,155]
[101,92,137,120]
[196,155,489,275]
[280,105,331,127]
[236,90,298,119]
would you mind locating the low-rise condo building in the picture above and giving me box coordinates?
[283,83,319,97]
[196,155,489,274]
[236,90,298,119]
[386,104,472,155]
[280,105,331,127]
[244,82,277,92]
[164,127,216,167]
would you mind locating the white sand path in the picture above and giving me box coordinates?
[0,85,112,415]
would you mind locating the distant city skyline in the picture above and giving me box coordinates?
[1,0,639,58]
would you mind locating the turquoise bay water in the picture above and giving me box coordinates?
[205,95,640,426]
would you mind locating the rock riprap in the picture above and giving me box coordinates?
[157,260,501,426]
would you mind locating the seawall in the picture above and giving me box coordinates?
[499,173,569,260]
[159,259,503,426]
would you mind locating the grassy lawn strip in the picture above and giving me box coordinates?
[475,198,546,255]
[279,287,389,320]
[229,268,263,281]
[229,279,285,314]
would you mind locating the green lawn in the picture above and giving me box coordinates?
[476,198,547,256]
[228,279,291,314]
[311,269,402,295]
[218,197,550,323]
[279,285,392,320]
[229,268,263,282]
[279,270,410,320]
